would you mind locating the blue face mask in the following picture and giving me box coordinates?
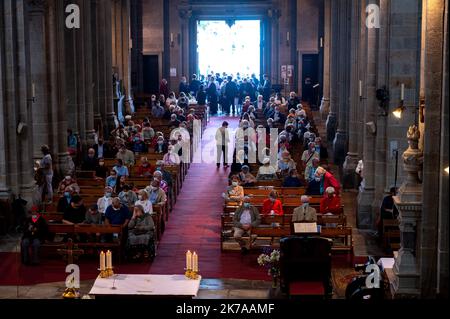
[243,203,250,208]
[64,192,71,198]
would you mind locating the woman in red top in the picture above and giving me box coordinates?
[320,187,342,215]
[136,157,155,177]
[262,191,284,216]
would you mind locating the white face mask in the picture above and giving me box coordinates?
[138,195,143,201]
[232,182,239,187]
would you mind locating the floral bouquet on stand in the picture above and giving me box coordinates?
[257,248,281,288]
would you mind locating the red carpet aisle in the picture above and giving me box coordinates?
[148,116,270,280]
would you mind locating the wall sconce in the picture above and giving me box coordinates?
[392,83,405,119]
[286,32,290,46]
[28,83,36,103]
[445,166,449,175]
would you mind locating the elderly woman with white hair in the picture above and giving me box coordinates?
[320,187,342,215]
[292,195,317,222]
[257,158,277,180]
[134,189,153,215]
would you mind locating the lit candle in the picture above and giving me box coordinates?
[192,252,198,272]
[100,251,106,271]
[106,250,112,269]
[32,83,36,98]
[186,250,192,270]
[401,83,405,101]
[359,80,362,97]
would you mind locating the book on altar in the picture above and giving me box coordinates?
[293,222,318,234]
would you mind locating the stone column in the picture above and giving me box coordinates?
[325,0,338,143]
[130,0,143,94]
[392,125,423,298]
[104,0,117,134]
[47,0,70,175]
[419,0,447,298]
[357,0,377,229]
[332,0,351,166]
[28,0,49,160]
[343,0,363,188]
[320,0,331,119]
[270,9,281,83]
[91,0,104,137]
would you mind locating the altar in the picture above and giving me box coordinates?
[89,274,201,299]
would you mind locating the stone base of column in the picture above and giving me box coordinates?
[343,152,360,189]
[19,181,38,209]
[326,112,337,143]
[57,151,71,177]
[94,113,104,138]
[86,129,97,148]
[357,187,375,229]
[320,97,330,120]
[0,185,12,200]
[392,249,420,298]
[333,131,347,166]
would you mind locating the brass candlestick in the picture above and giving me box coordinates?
[185,268,199,280]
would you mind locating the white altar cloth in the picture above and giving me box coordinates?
[89,274,201,297]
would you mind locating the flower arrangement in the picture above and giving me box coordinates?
[257,248,281,288]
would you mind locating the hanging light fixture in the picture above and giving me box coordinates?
[445,166,449,174]
[392,83,405,119]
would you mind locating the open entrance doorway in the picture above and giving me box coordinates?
[196,20,261,79]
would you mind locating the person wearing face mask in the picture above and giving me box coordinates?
[82,148,99,171]
[223,175,244,205]
[97,187,114,216]
[233,196,261,254]
[63,195,86,224]
[95,158,109,180]
[83,204,102,225]
[320,187,341,215]
[262,191,284,216]
[127,205,156,260]
[134,190,153,215]
[118,184,138,208]
[116,145,135,166]
[137,157,155,177]
[113,159,129,177]
[57,175,80,195]
[106,170,118,188]
[257,158,277,181]
[146,180,167,206]
[239,165,257,187]
[163,145,181,165]
[277,151,296,178]
[292,196,317,222]
[105,197,131,229]
[57,186,75,213]
[94,138,109,159]
[305,158,321,183]
[315,166,341,196]
[301,142,320,178]
[152,171,169,193]
[283,169,303,187]
[168,113,181,129]
[154,136,168,154]
[21,206,48,265]
[215,121,230,169]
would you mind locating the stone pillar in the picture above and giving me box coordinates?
[392,125,423,298]
[419,0,447,298]
[104,0,117,134]
[28,0,50,160]
[325,0,338,143]
[343,0,363,188]
[0,0,36,203]
[47,0,70,176]
[270,9,281,83]
[130,0,143,95]
[357,0,376,229]
[332,0,351,166]
[320,0,331,120]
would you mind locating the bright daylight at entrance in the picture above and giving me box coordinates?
[197,20,261,78]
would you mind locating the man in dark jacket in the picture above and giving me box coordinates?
[21,206,48,265]
[225,77,238,115]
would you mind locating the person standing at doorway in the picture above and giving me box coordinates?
[262,74,272,102]
[215,121,230,168]
[225,76,238,116]
[207,76,219,115]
